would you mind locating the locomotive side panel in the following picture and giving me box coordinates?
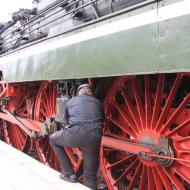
[0,0,190,82]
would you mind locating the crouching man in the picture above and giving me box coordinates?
[49,84,104,190]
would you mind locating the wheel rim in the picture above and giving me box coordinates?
[3,95,29,152]
[100,74,190,190]
[34,81,83,172]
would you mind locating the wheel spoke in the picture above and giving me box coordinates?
[152,167,164,190]
[121,89,141,132]
[166,118,190,137]
[17,106,27,117]
[174,136,190,142]
[14,127,22,149]
[113,158,138,186]
[160,91,190,134]
[64,148,82,172]
[42,101,51,117]
[144,75,152,129]
[106,154,134,169]
[173,163,190,184]
[162,167,185,190]
[127,162,142,190]
[131,77,145,129]
[112,100,138,135]
[108,114,136,137]
[147,167,155,190]
[139,165,147,190]
[43,92,52,115]
[156,166,173,190]
[173,136,190,182]
[155,74,181,131]
[151,74,165,129]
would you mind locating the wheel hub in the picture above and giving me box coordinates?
[153,146,174,167]
[139,135,174,167]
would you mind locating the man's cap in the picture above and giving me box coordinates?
[77,83,92,92]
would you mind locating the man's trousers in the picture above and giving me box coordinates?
[49,125,102,190]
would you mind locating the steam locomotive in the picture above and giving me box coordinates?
[0,0,190,189]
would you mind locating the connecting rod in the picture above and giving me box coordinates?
[102,136,190,165]
[0,109,42,137]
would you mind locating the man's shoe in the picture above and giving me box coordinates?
[59,173,77,183]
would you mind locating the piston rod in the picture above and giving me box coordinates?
[141,152,190,163]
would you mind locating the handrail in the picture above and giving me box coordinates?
[1,0,68,38]
[2,0,81,43]
[0,0,157,55]
[1,0,97,51]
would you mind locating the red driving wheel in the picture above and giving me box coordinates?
[3,95,30,152]
[34,81,83,172]
[100,74,190,190]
